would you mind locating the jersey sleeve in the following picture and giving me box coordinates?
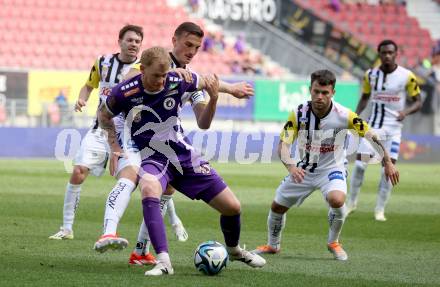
[279,111,298,144]
[361,70,371,94]
[405,71,420,98]
[348,110,369,137]
[189,91,206,107]
[132,62,141,71]
[188,72,199,92]
[85,58,100,89]
[105,87,124,116]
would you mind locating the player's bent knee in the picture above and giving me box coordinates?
[271,201,289,214]
[327,191,346,208]
[164,185,176,196]
[226,199,241,216]
[117,166,138,184]
[208,188,241,216]
[139,175,162,199]
[70,165,89,184]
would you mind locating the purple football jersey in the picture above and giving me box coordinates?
[106,72,204,167]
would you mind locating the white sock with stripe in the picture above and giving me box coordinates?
[103,178,135,235]
[63,183,81,231]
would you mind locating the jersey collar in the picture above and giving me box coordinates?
[169,52,186,69]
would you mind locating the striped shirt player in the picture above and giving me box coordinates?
[357,65,420,160]
[276,100,369,208]
[74,54,140,176]
[347,39,419,221]
[49,25,144,242]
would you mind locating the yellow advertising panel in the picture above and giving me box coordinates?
[28,71,99,116]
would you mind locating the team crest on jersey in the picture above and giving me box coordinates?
[164,97,176,110]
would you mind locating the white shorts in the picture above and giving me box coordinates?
[274,168,347,208]
[358,127,401,160]
[73,129,109,177]
[115,150,141,177]
[114,129,141,177]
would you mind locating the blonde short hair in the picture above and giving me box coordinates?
[140,46,171,67]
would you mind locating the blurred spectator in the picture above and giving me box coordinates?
[253,54,265,76]
[230,60,243,74]
[213,32,226,53]
[202,32,215,53]
[233,34,246,55]
[329,0,341,12]
[47,103,60,126]
[55,90,68,110]
[188,0,199,13]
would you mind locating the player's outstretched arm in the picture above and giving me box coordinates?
[75,85,94,112]
[218,81,254,99]
[365,131,399,185]
[98,102,123,176]
[192,74,219,129]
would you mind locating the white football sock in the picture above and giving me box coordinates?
[375,168,393,213]
[159,194,171,217]
[347,160,367,207]
[267,210,286,250]
[165,197,181,225]
[328,204,347,243]
[134,220,151,256]
[63,183,81,231]
[156,252,171,265]
[103,178,135,235]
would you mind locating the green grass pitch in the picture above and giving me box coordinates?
[0,159,439,286]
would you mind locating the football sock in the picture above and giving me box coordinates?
[142,197,168,254]
[267,210,286,250]
[103,178,135,235]
[220,214,241,248]
[159,194,171,217]
[63,183,81,231]
[156,252,171,266]
[347,160,367,207]
[134,220,150,256]
[165,197,181,226]
[328,204,347,243]
[375,168,392,213]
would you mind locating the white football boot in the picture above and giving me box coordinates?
[229,246,266,268]
[145,261,174,276]
[171,222,188,242]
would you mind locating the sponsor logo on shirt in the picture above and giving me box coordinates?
[165,89,179,97]
[124,87,140,97]
[373,93,400,102]
[328,170,344,181]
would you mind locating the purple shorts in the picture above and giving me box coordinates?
[140,159,227,203]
